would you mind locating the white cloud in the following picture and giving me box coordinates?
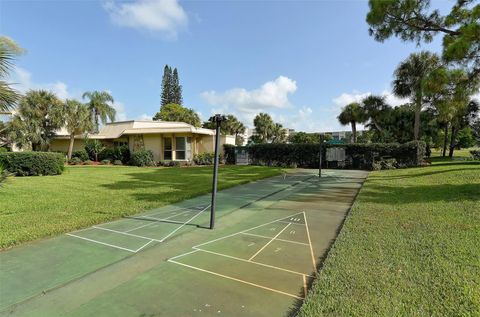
[14,67,72,100]
[333,90,408,109]
[201,76,297,124]
[332,91,371,109]
[103,0,188,38]
[136,113,153,121]
[111,101,127,121]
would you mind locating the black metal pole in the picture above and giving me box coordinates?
[319,134,323,177]
[210,119,221,229]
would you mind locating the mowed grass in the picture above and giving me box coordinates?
[300,159,480,316]
[0,165,283,250]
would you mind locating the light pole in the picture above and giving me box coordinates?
[319,134,324,177]
[209,114,226,230]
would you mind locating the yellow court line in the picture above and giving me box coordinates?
[302,212,317,272]
[193,247,314,277]
[168,259,304,300]
[248,223,291,261]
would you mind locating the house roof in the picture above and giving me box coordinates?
[54,120,215,139]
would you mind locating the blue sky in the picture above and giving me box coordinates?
[1,0,451,131]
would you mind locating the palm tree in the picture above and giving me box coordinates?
[0,36,24,112]
[270,123,287,143]
[253,113,274,143]
[362,95,389,134]
[393,51,440,140]
[82,91,116,133]
[337,102,366,143]
[7,90,63,151]
[224,115,246,145]
[61,100,93,160]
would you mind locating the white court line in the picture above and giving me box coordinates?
[66,233,137,253]
[240,232,310,246]
[168,259,304,300]
[124,209,193,233]
[135,240,155,252]
[92,226,162,242]
[192,247,314,277]
[277,221,306,226]
[248,223,291,261]
[168,249,201,261]
[194,212,304,249]
[160,205,210,242]
[303,212,317,272]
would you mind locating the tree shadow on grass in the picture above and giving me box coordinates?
[100,167,285,204]
[370,162,479,181]
[359,182,479,205]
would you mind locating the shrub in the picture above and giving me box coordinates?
[157,160,166,167]
[194,153,215,165]
[113,160,123,166]
[130,149,155,167]
[71,149,89,162]
[84,139,105,161]
[69,157,82,165]
[243,141,425,170]
[0,164,9,185]
[169,161,181,167]
[98,145,130,164]
[0,152,65,176]
[0,147,8,153]
[100,159,111,165]
[471,150,480,160]
[83,160,94,165]
[223,144,236,164]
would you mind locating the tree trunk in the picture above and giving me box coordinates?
[351,121,357,143]
[442,123,449,157]
[94,109,99,133]
[67,133,75,160]
[448,125,457,158]
[414,98,421,140]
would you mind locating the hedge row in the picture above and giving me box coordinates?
[0,152,65,176]
[225,141,426,170]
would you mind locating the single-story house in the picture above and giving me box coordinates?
[51,120,235,161]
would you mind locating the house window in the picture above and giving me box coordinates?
[113,141,128,147]
[175,137,186,160]
[164,137,172,160]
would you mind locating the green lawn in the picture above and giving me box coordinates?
[0,165,283,250]
[299,158,480,316]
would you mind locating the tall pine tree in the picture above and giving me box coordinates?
[160,65,183,107]
[160,65,172,107]
[172,68,183,105]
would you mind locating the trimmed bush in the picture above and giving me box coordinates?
[0,152,65,176]
[471,150,480,160]
[130,149,155,167]
[100,159,111,165]
[71,150,89,162]
[69,157,82,165]
[243,141,425,170]
[113,160,123,166]
[83,160,94,165]
[194,153,215,165]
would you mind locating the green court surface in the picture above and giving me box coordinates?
[0,169,367,317]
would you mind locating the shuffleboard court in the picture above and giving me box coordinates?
[0,169,368,317]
